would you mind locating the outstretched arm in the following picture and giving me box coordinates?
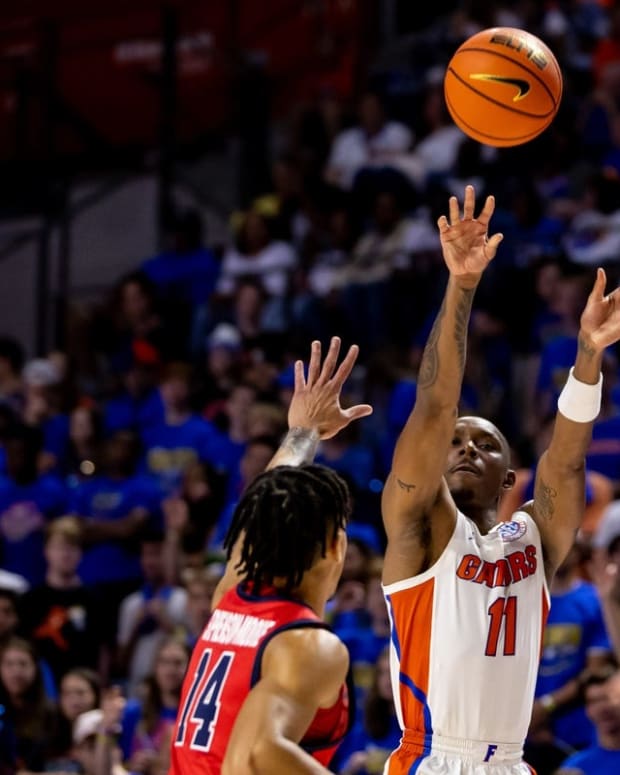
[533,269,620,580]
[382,186,503,583]
[213,337,372,607]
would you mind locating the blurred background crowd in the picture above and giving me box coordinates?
[2,1,620,774]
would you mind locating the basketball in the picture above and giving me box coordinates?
[444,27,563,147]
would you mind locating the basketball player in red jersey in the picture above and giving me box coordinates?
[169,336,373,775]
[380,185,620,774]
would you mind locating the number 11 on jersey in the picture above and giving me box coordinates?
[485,596,517,657]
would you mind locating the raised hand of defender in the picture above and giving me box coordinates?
[437,185,503,285]
[288,336,373,440]
[580,268,620,351]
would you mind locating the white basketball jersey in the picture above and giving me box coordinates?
[382,509,549,749]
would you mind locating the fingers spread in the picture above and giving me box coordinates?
[343,404,374,420]
[307,340,321,386]
[449,196,460,225]
[486,232,504,255]
[317,336,341,385]
[478,194,495,226]
[591,266,607,299]
[463,185,475,219]
[331,344,360,389]
[294,360,306,392]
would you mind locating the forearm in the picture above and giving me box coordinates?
[94,735,116,775]
[547,332,603,469]
[416,274,476,407]
[163,529,182,585]
[266,428,320,470]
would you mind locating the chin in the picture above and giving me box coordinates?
[451,486,476,508]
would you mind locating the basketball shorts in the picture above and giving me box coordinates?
[383,732,537,775]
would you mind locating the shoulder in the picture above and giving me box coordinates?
[263,626,349,696]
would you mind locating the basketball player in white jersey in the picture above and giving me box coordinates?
[381,184,620,775]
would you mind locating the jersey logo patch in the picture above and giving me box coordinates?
[497,518,527,542]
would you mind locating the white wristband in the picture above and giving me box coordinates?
[557,367,602,423]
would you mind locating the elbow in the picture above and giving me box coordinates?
[411,394,458,419]
[246,738,285,775]
[223,740,270,775]
[541,448,586,476]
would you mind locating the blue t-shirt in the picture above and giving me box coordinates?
[0,474,68,585]
[71,474,161,585]
[536,335,578,411]
[335,624,389,707]
[42,414,70,464]
[142,247,220,307]
[141,415,217,493]
[104,389,164,436]
[587,415,620,484]
[561,744,620,774]
[536,581,610,749]
[316,443,376,492]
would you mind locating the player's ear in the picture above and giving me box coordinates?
[502,469,516,491]
[329,527,347,564]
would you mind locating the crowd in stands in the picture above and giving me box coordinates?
[4,2,620,774]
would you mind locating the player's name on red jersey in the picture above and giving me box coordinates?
[456,544,538,588]
[202,609,277,648]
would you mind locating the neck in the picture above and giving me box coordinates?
[160,689,178,708]
[294,575,331,619]
[74,441,93,458]
[371,615,391,638]
[47,570,80,589]
[165,407,189,425]
[457,502,498,535]
[551,571,577,594]
[599,731,620,750]
[227,420,247,444]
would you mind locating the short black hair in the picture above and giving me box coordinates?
[0,337,24,373]
[224,464,351,592]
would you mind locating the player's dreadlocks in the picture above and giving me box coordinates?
[224,464,351,592]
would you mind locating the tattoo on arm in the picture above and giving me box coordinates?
[267,427,320,469]
[534,477,558,522]
[417,286,475,389]
[418,298,445,389]
[577,335,596,359]
[454,287,475,371]
[397,479,417,492]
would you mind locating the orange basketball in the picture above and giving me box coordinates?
[444,27,562,147]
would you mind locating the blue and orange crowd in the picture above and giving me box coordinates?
[2,3,620,774]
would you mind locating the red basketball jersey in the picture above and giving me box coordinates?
[169,584,351,775]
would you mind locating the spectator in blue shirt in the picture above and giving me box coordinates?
[530,545,613,755]
[557,668,620,775]
[141,363,217,493]
[104,361,164,437]
[0,425,67,586]
[333,646,400,775]
[142,209,219,309]
[71,429,161,652]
